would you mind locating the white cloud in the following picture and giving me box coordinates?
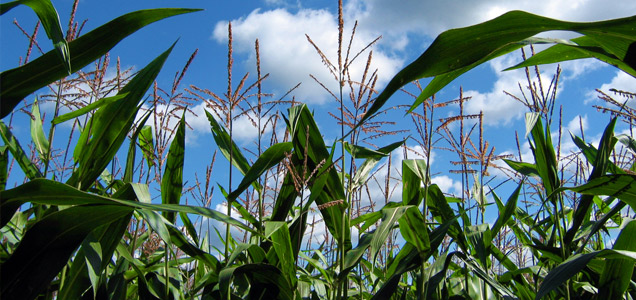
[431,175,461,194]
[598,71,636,96]
[345,0,636,41]
[212,8,403,105]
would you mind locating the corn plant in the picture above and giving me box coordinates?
[2,1,636,299]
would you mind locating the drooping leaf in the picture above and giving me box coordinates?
[1,8,200,118]
[161,110,186,223]
[1,0,70,74]
[0,179,257,234]
[67,43,175,190]
[566,175,636,208]
[507,35,636,77]
[503,159,539,177]
[355,10,636,131]
[536,249,636,300]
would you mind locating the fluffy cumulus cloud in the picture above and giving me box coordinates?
[345,0,636,39]
[212,8,402,104]
[212,0,635,127]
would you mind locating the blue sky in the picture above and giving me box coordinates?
[2,0,636,242]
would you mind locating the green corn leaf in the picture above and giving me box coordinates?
[1,0,70,74]
[427,184,467,251]
[355,10,636,131]
[340,204,412,280]
[1,8,200,119]
[30,97,49,165]
[205,109,252,177]
[566,175,636,208]
[457,252,516,299]
[0,1,20,14]
[565,117,618,247]
[397,206,430,255]
[0,121,42,180]
[265,222,296,287]
[0,204,133,300]
[373,217,456,299]
[284,104,350,250]
[536,249,636,300]
[598,220,636,298]
[139,125,155,167]
[491,182,522,235]
[166,225,220,270]
[179,212,199,245]
[466,224,492,269]
[502,159,539,177]
[161,110,186,224]
[506,35,636,77]
[52,93,129,125]
[58,213,132,300]
[228,142,293,201]
[571,131,624,175]
[402,159,427,206]
[0,146,7,191]
[67,43,175,190]
[226,243,267,266]
[137,209,172,245]
[350,140,404,189]
[0,179,257,234]
[219,264,293,300]
[123,110,152,183]
[529,117,560,197]
[370,206,411,265]
[218,183,260,231]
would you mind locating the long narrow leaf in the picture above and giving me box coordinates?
[0,205,133,300]
[67,43,175,190]
[0,179,257,234]
[2,0,70,74]
[355,11,636,130]
[161,110,186,223]
[1,8,200,118]
[228,142,292,201]
[536,249,636,299]
[0,121,42,180]
[30,97,49,164]
[52,93,128,125]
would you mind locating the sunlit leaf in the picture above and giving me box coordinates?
[355,11,636,131]
[67,43,175,190]
[161,110,186,223]
[1,8,200,118]
[0,121,42,180]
